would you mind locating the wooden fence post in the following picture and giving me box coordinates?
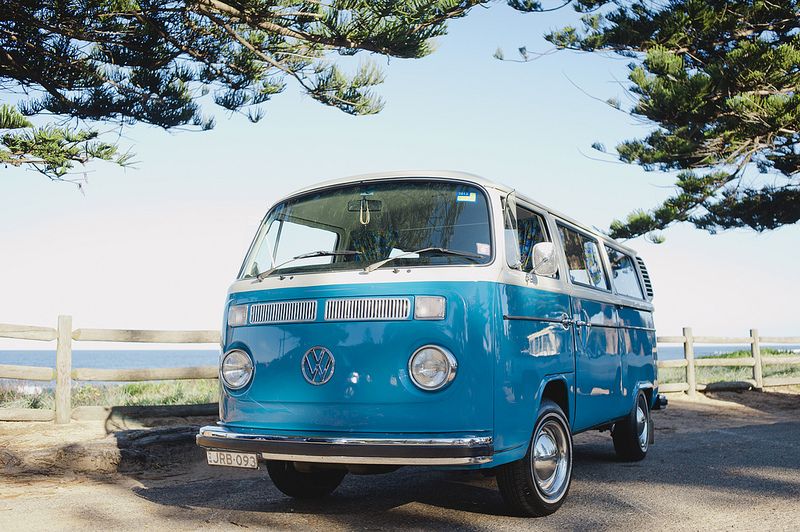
[751,328,763,390]
[55,315,73,424]
[683,326,697,398]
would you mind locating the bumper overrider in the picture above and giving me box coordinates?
[197,425,494,466]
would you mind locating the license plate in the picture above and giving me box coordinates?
[206,450,258,469]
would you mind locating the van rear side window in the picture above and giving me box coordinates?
[605,246,644,299]
[558,224,609,290]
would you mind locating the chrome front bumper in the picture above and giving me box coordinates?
[196,425,494,466]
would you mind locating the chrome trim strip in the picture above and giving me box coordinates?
[503,314,565,324]
[624,324,657,332]
[576,322,656,331]
[199,426,492,448]
[259,453,492,466]
[503,315,655,332]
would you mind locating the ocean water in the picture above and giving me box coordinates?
[656,343,800,360]
[0,349,221,390]
[0,349,220,370]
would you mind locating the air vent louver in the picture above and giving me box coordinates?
[249,300,317,324]
[635,256,654,299]
[325,297,411,321]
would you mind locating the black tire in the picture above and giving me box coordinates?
[496,399,573,517]
[612,390,651,461]
[266,461,346,499]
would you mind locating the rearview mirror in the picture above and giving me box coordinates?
[347,199,382,212]
[531,242,558,277]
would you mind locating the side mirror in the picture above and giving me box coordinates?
[531,242,558,277]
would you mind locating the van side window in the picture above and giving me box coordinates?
[605,246,644,299]
[557,225,609,290]
[516,208,550,273]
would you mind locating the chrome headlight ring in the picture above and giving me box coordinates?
[408,345,457,391]
[220,349,254,390]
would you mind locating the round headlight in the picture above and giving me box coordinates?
[408,345,457,391]
[221,349,253,390]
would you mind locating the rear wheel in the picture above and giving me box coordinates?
[612,391,651,461]
[266,461,346,499]
[496,399,573,517]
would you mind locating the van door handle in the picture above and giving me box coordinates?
[559,314,574,329]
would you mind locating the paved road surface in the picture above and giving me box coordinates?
[2,391,798,530]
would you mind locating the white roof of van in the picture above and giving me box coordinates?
[289,170,509,196]
[283,170,638,255]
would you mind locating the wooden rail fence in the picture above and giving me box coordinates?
[656,327,800,397]
[1,318,799,423]
[0,317,219,423]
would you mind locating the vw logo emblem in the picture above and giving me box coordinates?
[301,346,335,385]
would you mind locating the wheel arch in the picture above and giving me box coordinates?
[633,381,655,408]
[536,375,572,427]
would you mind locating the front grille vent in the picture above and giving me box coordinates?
[324,297,411,321]
[635,256,654,299]
[249,300,317,324]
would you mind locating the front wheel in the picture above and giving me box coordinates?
[496,399,573,517]
[612,390,651,461]
[266,461,346,499]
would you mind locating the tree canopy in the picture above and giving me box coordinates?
[1,0,483,180]
[509,0,800,239]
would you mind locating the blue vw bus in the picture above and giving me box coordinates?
[197,171,665,516]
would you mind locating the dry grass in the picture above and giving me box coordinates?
[0,380,219,409]
[659,348,799,384]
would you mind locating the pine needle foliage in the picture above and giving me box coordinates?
[509,0,800,239]
[0,0,484,179]
[0,104,132,181]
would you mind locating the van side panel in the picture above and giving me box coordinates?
[617,305,657,406]
[493,283,575,463]
[571,297,628,432]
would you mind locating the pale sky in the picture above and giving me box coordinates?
[2,5,798,348]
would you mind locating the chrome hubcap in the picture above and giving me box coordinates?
[636,401,649,451]
[531,417,570,503]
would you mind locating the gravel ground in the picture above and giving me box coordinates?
[1,390,799,531]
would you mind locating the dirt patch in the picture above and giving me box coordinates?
[0,414,216,476]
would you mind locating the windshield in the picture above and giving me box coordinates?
[241,180,493,278]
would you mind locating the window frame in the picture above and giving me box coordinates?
[555,221,612,293]
[603,243,646,301]
[514,205,555,275]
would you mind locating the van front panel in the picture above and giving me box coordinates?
[220,281,496,436]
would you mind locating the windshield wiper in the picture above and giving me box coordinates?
[255,250,362,281]
[362,247,483,274]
